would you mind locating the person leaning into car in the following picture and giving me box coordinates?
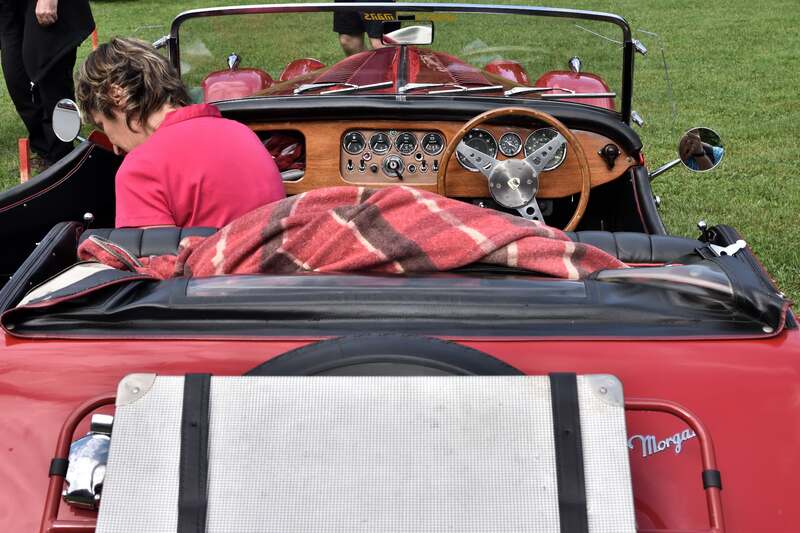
[74,37,285,228]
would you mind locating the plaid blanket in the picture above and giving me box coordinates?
[78,186,626,279]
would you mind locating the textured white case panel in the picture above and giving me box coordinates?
[97,376,635,533]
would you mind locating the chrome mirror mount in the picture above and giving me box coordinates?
[650,127,724,181]
[52,99,83,143]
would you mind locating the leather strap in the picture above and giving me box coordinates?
[178,374,211,533]
[549,372,589,533]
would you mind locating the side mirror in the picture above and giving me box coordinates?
[381,21,434,46]
[678,127,724,172]
[649,126,724,181]
[52,99,83,143]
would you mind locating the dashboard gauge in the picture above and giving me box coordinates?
[456,129,498,172]
[369,132,391,154]
[343,131,365,154]
[524,127,567,171]
[395,132,417,155]
[421,132,445,156]
[498,132,522,157]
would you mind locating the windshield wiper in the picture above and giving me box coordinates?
[504,86,575,97]
[427,84,504,95]
[294,81,393,95]
[503,86,616,99]
[319,81,393,95]
[293,82,341,95]
[397,82,450,93]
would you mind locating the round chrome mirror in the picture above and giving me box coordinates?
[52,99,83,142]
[678,127,724,172]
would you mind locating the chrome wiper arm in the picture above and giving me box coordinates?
[503,86,575,97]
[293,82,345,95]
[503,86,616,100]
[541,91,616,99]
[319,81,393,95]
[428,84,504,95]
[397,82,450,93]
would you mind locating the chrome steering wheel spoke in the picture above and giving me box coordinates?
[516,197,546,223]
[523,132,567,173]
[456,140,500,179]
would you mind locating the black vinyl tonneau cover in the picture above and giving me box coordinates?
[1,246,790,339]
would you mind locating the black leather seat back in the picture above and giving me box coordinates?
[80,227,700,264]
[564,231,699,263]
[79,227,217,257]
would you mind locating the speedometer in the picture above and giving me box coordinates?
[456,129,497,172]
[524,128,567,171]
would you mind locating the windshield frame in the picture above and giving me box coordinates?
[167,2,635,122]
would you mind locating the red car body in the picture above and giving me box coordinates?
[0,4,796,533]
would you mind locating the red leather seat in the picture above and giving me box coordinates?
[201,68,274,102]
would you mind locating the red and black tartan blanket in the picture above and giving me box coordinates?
[78,186,626,279]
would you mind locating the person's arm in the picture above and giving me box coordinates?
[35,0,58,26]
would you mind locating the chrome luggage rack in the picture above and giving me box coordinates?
[40,394,725,533]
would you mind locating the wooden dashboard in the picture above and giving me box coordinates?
[250,120,636,198]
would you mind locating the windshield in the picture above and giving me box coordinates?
[172,3,630,112]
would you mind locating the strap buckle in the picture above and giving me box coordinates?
[709,239,746,257]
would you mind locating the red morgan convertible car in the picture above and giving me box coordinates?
[0,3,797,533]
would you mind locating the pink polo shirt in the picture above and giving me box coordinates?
[115,104,285,228]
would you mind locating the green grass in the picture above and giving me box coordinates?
[1,0,798,300]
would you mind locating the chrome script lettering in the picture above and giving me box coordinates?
[627,429,697,458]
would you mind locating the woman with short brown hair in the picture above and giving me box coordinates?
[76,37,285,228]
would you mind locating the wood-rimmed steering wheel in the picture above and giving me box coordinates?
[437,107,591,231]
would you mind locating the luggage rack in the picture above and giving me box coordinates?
[40,394,725,533]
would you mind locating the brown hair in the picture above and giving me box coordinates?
[76,37,191,130]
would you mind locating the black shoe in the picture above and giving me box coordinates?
[29,155,51,175]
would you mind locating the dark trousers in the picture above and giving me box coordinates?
[0,3,76,163]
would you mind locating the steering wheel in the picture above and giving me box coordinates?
[437,107,591,231]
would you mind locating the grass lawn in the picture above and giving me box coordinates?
[1,0,797,300]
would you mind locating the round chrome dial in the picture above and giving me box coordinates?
[343,131,366,155]
[499,132,522,157]
[524,127,567,170]
[395,132,417,155]
[421,132,445,156]
[369,132,391,154]
[456,129,497,172]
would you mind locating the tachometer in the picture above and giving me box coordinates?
[498,132,522,157]
[456,129,497,172]
[343,131,365,155]
[369,132,391,154]
[524,128,567,171]
[395,132,417,155]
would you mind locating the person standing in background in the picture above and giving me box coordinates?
[0,0,94,170]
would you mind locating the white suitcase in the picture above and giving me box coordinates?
[97,374,636,533]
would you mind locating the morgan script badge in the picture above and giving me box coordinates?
[628,429,697,458]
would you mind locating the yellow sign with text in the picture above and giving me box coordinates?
[362,12,397,22]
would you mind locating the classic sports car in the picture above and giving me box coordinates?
[0,3,797,532]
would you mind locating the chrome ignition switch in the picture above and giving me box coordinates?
[63,414,113,510]
[383,155,405,179]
